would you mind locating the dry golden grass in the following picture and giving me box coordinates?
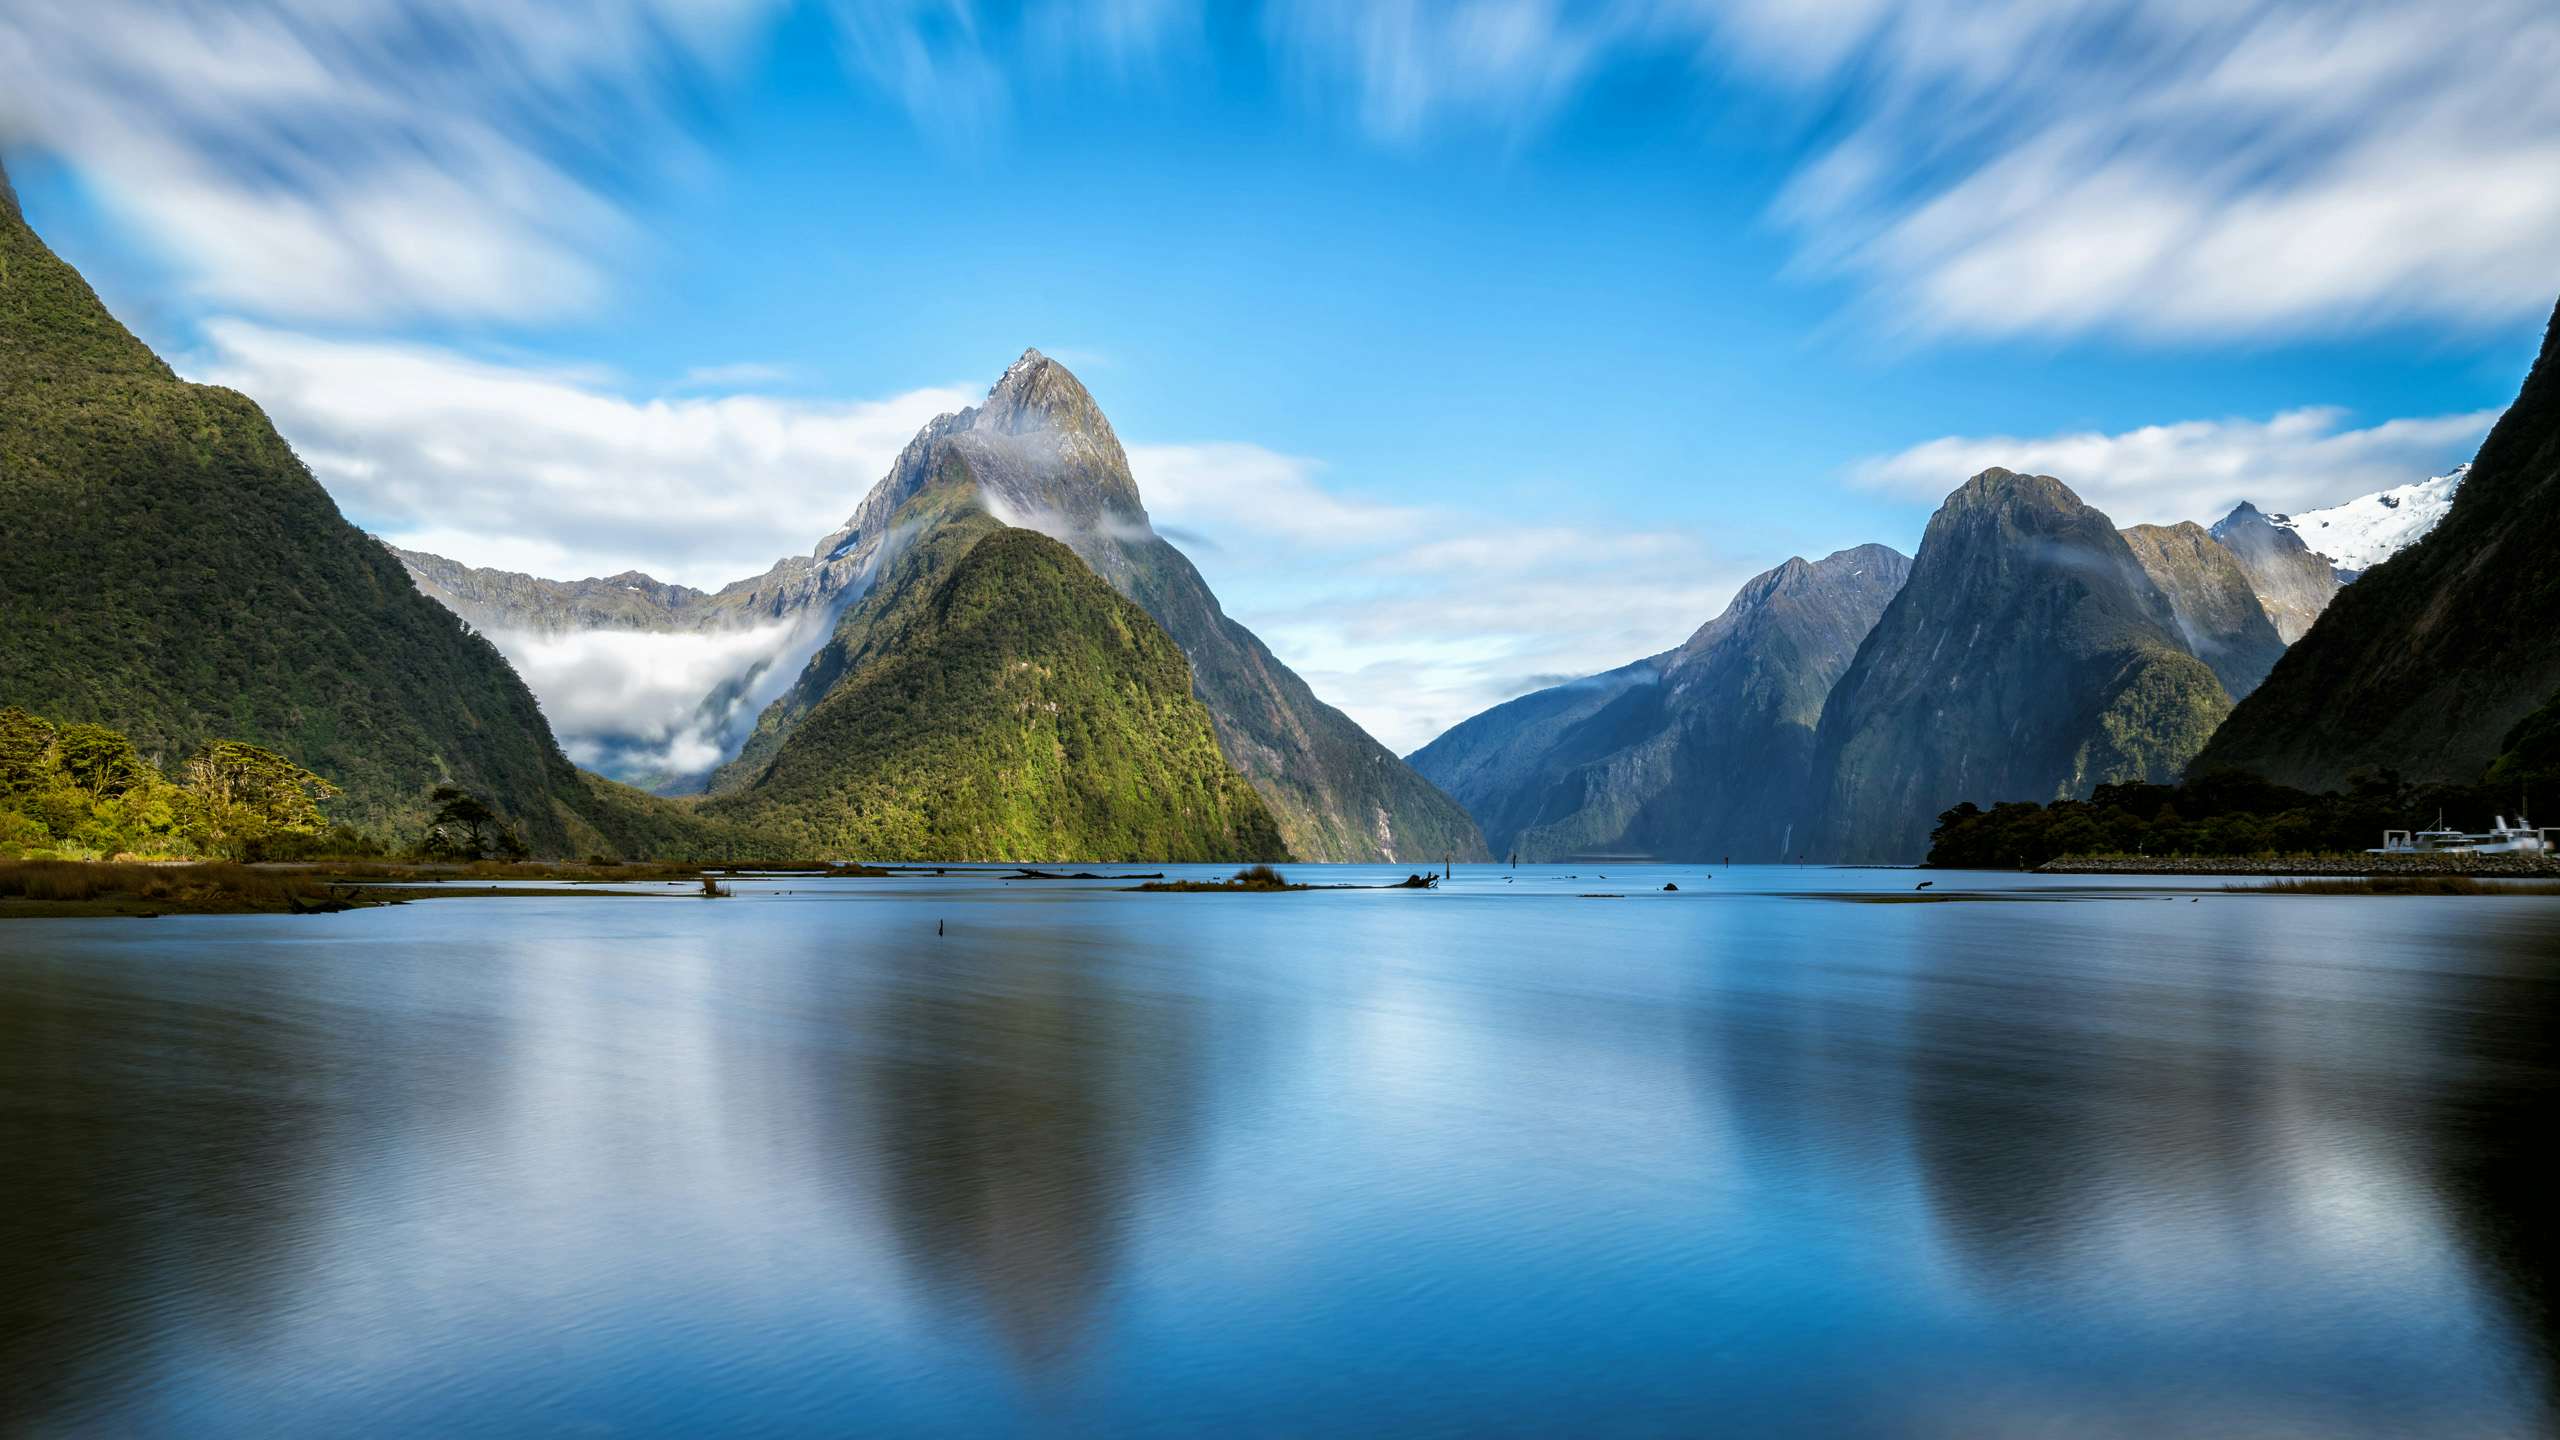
[0,860,331,910]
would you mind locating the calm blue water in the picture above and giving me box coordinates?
[3,865,2554,1437]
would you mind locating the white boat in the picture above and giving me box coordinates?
[2371,814,2557,856]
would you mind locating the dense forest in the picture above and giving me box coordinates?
[1928,690,2560,868]
[708,524,1288,862]
[0,706,379,860]
[0,154,747,860]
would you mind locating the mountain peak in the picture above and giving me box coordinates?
[976,346,1107,439]
[1947,466,2077,515]
[2213,501,2266,532]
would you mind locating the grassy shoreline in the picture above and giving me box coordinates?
[0,858,772,917]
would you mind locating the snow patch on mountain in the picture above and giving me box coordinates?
[2266,465,2466,579]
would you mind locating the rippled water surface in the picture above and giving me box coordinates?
[4,865,2555,1437]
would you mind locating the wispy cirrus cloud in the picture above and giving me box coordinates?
[827,0,1197,145]
[192,320,972,587]
[1129,442,1751,752]
[1740,0,2560,340]
[0,1,1213,322]
[1266,0,2560,340]
[0,0,781,322]
[1850,405,2498,526]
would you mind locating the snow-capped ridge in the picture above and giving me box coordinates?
[2264,465,2466,579]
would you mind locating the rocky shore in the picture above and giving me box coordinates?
[2040,854,2560,877]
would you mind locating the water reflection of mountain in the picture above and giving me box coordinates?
[845,935,1216,1384]
[1892,914,2559,1427]
[1899,942,2283,1288]
[0,947,503,1432]
[2419,933,2559,1421]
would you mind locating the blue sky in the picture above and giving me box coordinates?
[3,1,2553,750]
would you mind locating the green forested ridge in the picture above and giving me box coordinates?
[1928,701,2560,868]
[707,523,1287,862]
[0,165,724,857]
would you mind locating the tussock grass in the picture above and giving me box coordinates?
[0,860,331,910]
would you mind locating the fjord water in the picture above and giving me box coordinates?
[4,869,2554,1437]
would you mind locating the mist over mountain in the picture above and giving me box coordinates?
[2117,522,2287,700]
[734,350,1487,863]
[2206,503,2341,645]
[391,547,867,786]
[1409,545,1909,862]
[1806,470,2231,863]
[405,350,1486,862]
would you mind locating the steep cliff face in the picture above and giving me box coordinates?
[2206,503,2341,644]
[0,159,704,855]
[2192,300,2560,791]
[703,524,1285,862]
[2118,522,2287,699]
[1807,470,2230,863]
[710,351,1487,862]
[1409,546,1910,861]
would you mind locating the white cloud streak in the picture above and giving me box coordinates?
[1850,405,2498,526]
[192,320,972,588]
[0,0,780,321]
[1720,0,2560,339]
[1267,0,2560,339]
[1130,442,1751,752]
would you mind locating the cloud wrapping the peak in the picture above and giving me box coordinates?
[1851,405,2499,527]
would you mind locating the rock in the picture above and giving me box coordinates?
[1806,469,2230,863]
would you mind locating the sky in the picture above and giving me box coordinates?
[3,0,2554,754]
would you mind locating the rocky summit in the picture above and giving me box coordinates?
[2206,502,2341,645]
[1806,469,2230,863]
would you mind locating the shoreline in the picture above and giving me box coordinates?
[2036,854,2560,877]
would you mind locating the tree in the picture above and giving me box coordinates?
[54,723,146,800]
[180,739,341,854]
[421,785,527,860]
[183,739,340,831]
[0,707,57,797]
